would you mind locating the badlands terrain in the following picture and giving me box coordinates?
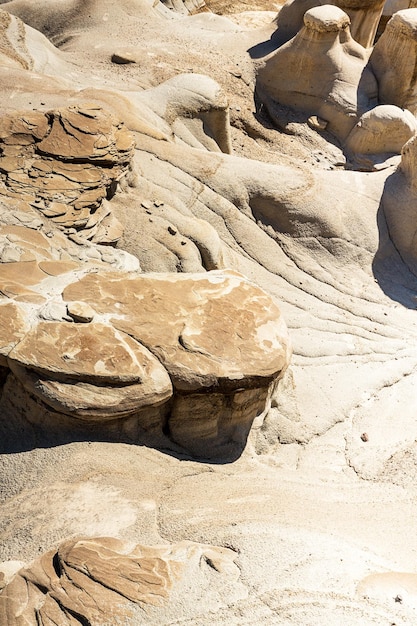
[2,0,417,623]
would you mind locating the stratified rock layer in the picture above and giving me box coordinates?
[0,537,243,625]
[0,104,134,244]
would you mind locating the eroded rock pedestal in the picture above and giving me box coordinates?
[370,8,417,114]
[257,5,377,142]
[0,264,291,457]
[273,0,386,48]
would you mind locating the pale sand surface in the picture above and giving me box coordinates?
[1,1,417,624]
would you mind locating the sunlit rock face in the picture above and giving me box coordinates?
[382,134,417,276]
[370,8,417,113]
[257,5,378,142]
[0,537,244,625]
[0,105,135,244]
[273,0,385,48]
[344,104,417,156]
[0,262,291,458]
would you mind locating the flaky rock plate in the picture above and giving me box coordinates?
[63,269,291,392]
[0,537,242,625]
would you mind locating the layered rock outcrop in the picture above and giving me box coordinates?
[0,537,244,625]
[0,104,135,244]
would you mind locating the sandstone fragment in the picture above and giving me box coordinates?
[0,537,242,625]
[66,301,95,323]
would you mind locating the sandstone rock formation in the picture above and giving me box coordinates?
[344,104,417,156]
[257,6,378,143]
[0,104,134,244]
[370,8,417,113]
[0,537,244,625]
[257,4,417,161]
[0,263,290,457]
[273,0,386,48]
[1,0,417,624]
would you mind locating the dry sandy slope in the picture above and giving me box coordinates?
[0,1,417,624]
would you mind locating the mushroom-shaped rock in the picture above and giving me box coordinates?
[257,5,378,142]
[273,0,385,48]
[382,134,417,276]
[63,269,291,456]
[0,537,243,625]
[370,9,417,114]
[345,104,417,155]
[336,0,386,47]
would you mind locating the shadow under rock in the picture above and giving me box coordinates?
[247,37,279,60]
[252,90,346,161]
[0,377,246,465]
[373,187,417,309]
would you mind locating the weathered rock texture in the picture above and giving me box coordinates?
[370,8,417,113]
[1,1,417,625]
[273,0,386,48]
[0,537,243,625]
[0,105,134,244]
[0,258,290,455]
[257,6,378,142]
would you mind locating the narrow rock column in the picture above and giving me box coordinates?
[370,9,417,113]
[382,135,417,275]
[273,0,386,48]
[337,0,386,47]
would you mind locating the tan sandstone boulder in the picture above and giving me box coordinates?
[0,253,291,456]
[61,269,291,456]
